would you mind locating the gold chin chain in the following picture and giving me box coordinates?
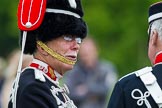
[37,41,76,65]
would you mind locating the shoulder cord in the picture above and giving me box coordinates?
[12,0,44,107]
[11,31,27,108]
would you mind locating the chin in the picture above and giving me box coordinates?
[62,63,74,73]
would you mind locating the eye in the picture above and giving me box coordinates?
[63,36,82,44]
[63,36,73,41]
[75,37,82,44]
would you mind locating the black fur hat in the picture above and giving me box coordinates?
[19,0,87,54]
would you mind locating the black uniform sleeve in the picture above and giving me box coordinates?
[107,81,125,108]
[17,81,58,108]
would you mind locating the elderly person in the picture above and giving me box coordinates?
[107,2,162,108]
[8,0,87,108]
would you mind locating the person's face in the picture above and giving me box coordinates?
[46,35,81,74]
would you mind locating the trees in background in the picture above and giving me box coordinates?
[0,0,159,76]
[0,0,19,58]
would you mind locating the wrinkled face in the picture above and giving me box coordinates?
[46,35,82,74]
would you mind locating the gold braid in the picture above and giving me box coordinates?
[37,41,76,65]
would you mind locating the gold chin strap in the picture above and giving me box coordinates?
[37,41,76,65]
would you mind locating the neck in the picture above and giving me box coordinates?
[34,53,69,75]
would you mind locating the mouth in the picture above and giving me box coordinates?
[65,55,77,61]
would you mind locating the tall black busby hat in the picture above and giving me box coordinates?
[18,0,87,54]
[148,1,162,24]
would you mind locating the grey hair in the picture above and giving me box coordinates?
[151,19,162,40]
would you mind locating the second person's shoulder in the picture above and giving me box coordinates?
[117,67,152,88]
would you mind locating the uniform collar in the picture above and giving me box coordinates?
[30,59,62,81]
[154,51,162,65]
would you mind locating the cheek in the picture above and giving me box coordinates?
[148,43,156,63]
[148,48,152,60]
[56,43,70,54]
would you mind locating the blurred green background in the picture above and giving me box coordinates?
[0,0,160,77]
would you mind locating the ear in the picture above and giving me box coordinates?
[37,44,49,56]
[150,30,158,46]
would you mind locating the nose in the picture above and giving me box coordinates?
[71,40,80,51]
